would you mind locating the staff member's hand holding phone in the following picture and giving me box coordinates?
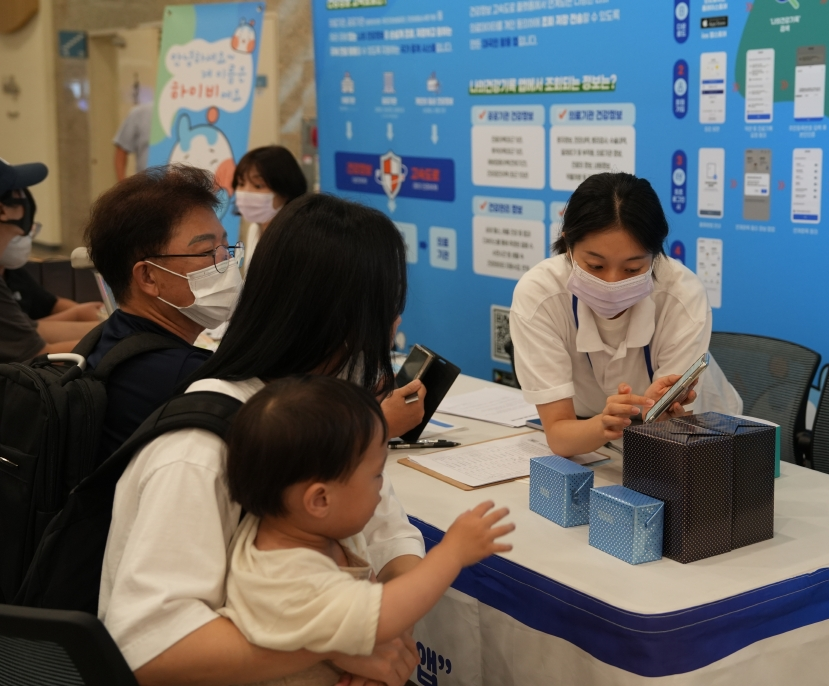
[644,375,698,420]
[600,384,655,440]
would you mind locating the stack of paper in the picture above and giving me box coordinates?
[437,387,539,428]
[407,434,552,487]
[404,435,615,489]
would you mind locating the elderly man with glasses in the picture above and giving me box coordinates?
[84,164,244,460]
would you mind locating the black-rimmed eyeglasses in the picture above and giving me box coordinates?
[142,242,245,273]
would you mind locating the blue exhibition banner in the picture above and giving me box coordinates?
[148,2,265,244]
[312,0,829,385]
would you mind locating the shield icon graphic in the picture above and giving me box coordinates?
[374,150,407,212]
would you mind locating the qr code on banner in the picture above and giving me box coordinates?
[491,305,511,362]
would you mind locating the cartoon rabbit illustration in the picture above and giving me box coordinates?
[231,19,256,54]
[169,109,236,218]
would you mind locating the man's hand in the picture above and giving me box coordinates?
[381,380,427,439]
[332,634,419,686]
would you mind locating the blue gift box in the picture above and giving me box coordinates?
[529,455,593,528]
[588,486,664,565]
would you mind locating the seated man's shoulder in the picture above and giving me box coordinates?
[0,275,45,363]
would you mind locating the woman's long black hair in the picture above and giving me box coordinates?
[189,193,407,397]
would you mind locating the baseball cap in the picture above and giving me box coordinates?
[0,158,48,197]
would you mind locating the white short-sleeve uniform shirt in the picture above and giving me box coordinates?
[509,254,742,418]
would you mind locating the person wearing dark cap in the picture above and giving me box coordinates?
[0,159,98,363]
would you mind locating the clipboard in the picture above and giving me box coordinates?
[396,431,535,491]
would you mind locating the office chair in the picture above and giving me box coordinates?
[0,604,137,685]
[797,370,829,473]
[709,332,820,466]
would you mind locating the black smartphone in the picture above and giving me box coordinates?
[396,346,461,443]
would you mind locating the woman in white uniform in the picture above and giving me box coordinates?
[510,173,741,457]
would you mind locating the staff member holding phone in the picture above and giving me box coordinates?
[510,173,742,457]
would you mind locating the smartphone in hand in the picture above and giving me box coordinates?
[643,353,709,424]
[396,344,436,403]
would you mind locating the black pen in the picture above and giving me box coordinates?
[388,440,460,450]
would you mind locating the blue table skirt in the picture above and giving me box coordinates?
[412,517,829,677]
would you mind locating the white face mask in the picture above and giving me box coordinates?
[235,190,281,225]
[147,258,243,329]
[0,234,32,270]
[567,252,654,319]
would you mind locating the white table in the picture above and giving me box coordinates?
[389,375,829,685]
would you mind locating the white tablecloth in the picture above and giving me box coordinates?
[390,375,829,685]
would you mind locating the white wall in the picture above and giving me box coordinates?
[0,0,62,246]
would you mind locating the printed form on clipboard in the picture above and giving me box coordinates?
[400,434,612,490]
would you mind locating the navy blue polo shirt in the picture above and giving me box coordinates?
[86,310,212,461]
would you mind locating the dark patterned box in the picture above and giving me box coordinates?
[623,413,775,563]
[677,413,775,550]
[623,419,732,563]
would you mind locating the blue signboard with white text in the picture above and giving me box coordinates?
[312,0,829,385]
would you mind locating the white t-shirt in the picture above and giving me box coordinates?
[98,377,425,671]
[509,254,742,418]
[219,515,382,657]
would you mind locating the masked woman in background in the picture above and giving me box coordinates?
[509,172,742,457]
[232,145,308,272]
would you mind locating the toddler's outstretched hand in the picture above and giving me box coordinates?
[441,501,514,567]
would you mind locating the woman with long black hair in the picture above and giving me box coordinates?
[98,194,424,686]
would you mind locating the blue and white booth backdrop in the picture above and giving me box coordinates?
[148,2,265,245]
[312,0,829,384]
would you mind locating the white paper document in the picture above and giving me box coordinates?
[437,387,539,427]
[408,433,553,487]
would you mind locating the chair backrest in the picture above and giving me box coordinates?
[709,332,820,465]
[0,605,137,686]
[809,379,829,474]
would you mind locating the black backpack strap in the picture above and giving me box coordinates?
[86,391,244,490]
[13,391,243,612]
[90,331,193,381]
[72,322,107,359]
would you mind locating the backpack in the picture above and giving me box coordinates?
[13,391,242,614]
[0,323,190,604]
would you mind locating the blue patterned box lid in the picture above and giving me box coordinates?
[531,454,592,475]
[592,485,663,508]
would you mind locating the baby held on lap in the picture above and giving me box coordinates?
[219,375,515,686]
